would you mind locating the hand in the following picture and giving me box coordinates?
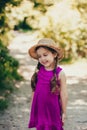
[62,113,66,126]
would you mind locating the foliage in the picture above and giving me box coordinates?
[0,40,23,110]
[0,0,22,45]
[29,0,54,13]
[37,1,87,62]
[0,0,24,111]
[14,17,34,31]
[0,99,8,111]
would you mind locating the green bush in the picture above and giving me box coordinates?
[0,40,23,111]
[0,99,8,111]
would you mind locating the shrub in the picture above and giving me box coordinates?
[0,40,23,111]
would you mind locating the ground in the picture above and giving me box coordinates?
[0,31,87,130]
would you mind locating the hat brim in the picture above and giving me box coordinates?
[28,44,64,60]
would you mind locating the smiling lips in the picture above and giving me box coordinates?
[41,61,48,65]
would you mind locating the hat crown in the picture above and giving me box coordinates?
[38,38,56,46]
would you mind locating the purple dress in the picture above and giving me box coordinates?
[28,66,64,130]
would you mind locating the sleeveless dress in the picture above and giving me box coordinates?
[28,66,64,130]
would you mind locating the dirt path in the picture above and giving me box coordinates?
[0,31,87,130]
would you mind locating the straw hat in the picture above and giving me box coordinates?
[28,38,64,60]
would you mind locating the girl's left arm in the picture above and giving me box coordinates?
[59,70,68,124]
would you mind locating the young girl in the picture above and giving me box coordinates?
[28,38,68,130]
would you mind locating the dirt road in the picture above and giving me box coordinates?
[0,32,87,130]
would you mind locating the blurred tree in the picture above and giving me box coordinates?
[0,0,22,110]
[0,0,22,45]
[72,0,87,58]
[0,0,87,60]
[0,40,22,110]
[38,0,87,62]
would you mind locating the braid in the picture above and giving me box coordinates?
[50,57,59,93]
[31,62,41,91]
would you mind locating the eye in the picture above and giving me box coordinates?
[44,54,48,56]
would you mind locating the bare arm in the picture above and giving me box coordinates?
[59,70,68,124]
[30,91,34,105]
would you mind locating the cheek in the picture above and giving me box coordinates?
[49,57,55,62]
[51,58,55,62]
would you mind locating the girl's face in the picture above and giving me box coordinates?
[36,47,57,70]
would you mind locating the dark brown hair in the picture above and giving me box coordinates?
[31,46,59,93]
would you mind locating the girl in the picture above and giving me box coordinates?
[28,38,68,130]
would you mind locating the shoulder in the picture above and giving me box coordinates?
[56,66,66,80]
[56,66,62,74]
[58,70,66,81]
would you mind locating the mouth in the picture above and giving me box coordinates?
[42,61,48,65]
